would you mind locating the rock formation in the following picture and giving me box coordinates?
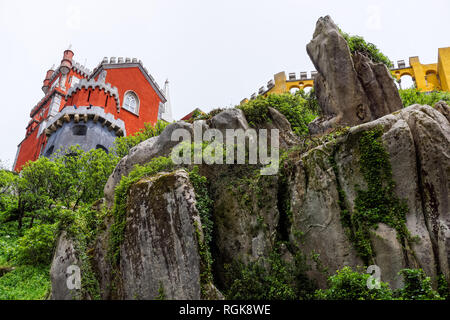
[290,104,449,288]
[50,232,80,300]
[49,16,449,299]
[306,15,403,134]
[50,101,450,298]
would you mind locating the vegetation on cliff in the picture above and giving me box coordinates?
[339,29,392,67]
[0,90,449,300]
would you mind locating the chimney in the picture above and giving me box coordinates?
[60,49,74,75]
[41,67,55,93]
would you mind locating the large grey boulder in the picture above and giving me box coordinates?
[306,16,402,134]
[104,121,195,206]
[289,104,449,288]
[50,232,81,300]
[118,170,203,300]
[210,108,249,131]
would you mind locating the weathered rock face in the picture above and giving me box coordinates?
[118,170,203,300]
[306,15,402,134]
[104,109,250,207]
[289,104,449,288]
[104,122,195,206]
[50,232,80,300]
[209,170,280,285]
[209,108,249,132]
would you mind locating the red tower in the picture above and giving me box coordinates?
[13,50,170,172]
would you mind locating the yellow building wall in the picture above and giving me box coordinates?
[241,47,450,104]
[438,47,450,91]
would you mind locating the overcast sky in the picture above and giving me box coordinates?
[1,0,449,168]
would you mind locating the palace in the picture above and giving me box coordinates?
[13,49,173,172]
[241,46,450,104]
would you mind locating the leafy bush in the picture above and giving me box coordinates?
[113,120,169,158]
[0,170,18,214]
[398,88,450,108]
[339,30,392,67]
[237,92,319,136]
[315,266,393,300]
[16,223,57,265]
[0,265,50,300]
[396,269,442,300]
[0,221,19,266]
[225,250,315,300]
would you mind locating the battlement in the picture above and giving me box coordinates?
[241,47,450,104]
[66,78,120,109]
[89,56,165,102]
[44,105,126,138]
[71,60,92,77]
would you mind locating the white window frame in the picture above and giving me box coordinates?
[122,90,140,115]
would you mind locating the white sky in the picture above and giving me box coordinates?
[1,0,449,168]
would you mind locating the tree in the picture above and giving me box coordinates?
[113,120,169,158]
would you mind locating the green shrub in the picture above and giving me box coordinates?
[315,266,393,300]
[0,221,19,265]
[0,265,50,300]
[237,92,319,136]
[399,88,450,107]
[113,121,169,159]
[437,273,449,300]
[16,223,57,265]
[339,30,392,67]
[225,250,315,300]
[396,269,442,300]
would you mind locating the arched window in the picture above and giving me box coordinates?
[123,91,140,115]
[289,87,300,95]
[96,144,108,154]
[398,74,415,90]
[72,125,87,136]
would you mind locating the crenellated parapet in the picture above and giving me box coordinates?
[71,60,92,78]
[89,56,166,102]
[241,47,450,104]
[43,105,126,138]
[241,71,316,104]
[66,78,120,110]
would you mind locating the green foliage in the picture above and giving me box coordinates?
[225,249,315,300]
[333,127,410,264]
[108,156,174,265]
[396,269,442,300]
[16,223,57,265]
[0,220,19,266]
[0,265,50,300]
[437,273,449,299]
[237,92,319,136]
[189,167,214,296]
[315,266,393,300]
[155,282,166,300]
[113,120,169,159]
[339,30,392,67]
[398,88,450,107]
[0,170,18,215]
[63,204,107,299]
[57,146,118,207]
[189,166,213,246]
[13,146,117,227]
